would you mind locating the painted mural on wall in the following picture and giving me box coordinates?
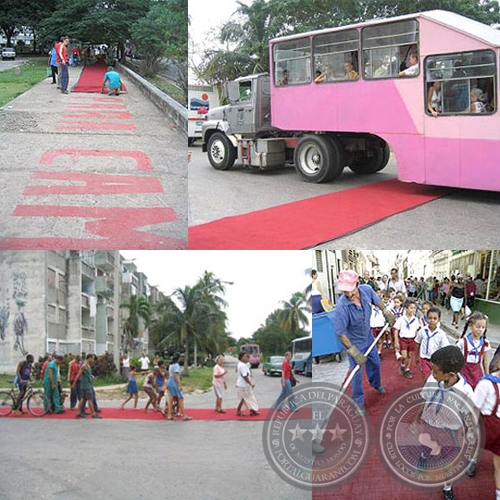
[0,270,29,356]
[12,272,28,355]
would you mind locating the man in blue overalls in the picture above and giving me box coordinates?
[332,270,395,415]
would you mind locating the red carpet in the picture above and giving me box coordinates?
[72,61,127,93]
[4,407,275,421]
[313,351,495,499]
[188,180,448,249]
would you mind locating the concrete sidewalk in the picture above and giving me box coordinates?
[0,64,187,248]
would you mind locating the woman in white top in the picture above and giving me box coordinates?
[236,352,259,416]
[213,355,227,413]
[427,81,441,117]
[121,351,130,381]
[470,88,486,113]
[312,270,325,314]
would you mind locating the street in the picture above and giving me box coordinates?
[0,357,310,500]
[189,144,500,247]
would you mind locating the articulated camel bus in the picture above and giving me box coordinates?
[203,10,500,191]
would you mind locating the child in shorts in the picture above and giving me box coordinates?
[394,298,420,379]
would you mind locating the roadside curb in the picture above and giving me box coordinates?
[117,62,187,136]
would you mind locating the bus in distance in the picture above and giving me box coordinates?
[291,335,312,377]
[240,344,261,368]
[202,10,500,192]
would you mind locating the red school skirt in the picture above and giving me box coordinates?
[483,414,500,456]
[460,362,483,389]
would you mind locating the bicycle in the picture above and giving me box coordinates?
[0,380,49,417]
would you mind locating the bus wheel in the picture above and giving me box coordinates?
[294,135,345,183]
[207,132,236,170]
[348,142,390,174]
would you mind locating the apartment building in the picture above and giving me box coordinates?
[0,251,157,372]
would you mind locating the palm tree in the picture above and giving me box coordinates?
[120,295,152,353]
[155,285,222,376]
[278,291,310,338]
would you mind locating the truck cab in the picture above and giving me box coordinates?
[201,74,286,171]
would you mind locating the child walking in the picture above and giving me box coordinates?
[120,365,138,410]
[473,354,500,496]
[163,353,192,420]
[457,311,490,388]
[416,346,477,500]
[419,301,433,328]
[394,298,420,379]
[415,306,450,377]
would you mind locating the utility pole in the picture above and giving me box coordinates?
[113,251,121,375]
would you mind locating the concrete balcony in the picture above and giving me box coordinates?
[81,325,96,339]
[96,275,114,297]
[95,251,116,272]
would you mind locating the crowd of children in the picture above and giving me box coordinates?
[368,283,500,500]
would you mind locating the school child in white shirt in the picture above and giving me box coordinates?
[415,306,450,378]
[458,312,490,388]
[473,354,500,496]
[417,346,478,500]
[419,301,433,328]
[394,298,420,379]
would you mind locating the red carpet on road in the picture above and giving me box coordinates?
[5,407,274,421]
[313,351,495,499]
[188,180,448,249]
[72,61,127,93]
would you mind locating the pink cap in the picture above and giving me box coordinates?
[337,270,359,292]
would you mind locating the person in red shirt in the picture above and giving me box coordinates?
[275,351,298,411]
[57,36,70,94]
[68,355,81,410]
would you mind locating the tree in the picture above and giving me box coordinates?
[278,291,310,338]
[131,0,188,98]
[120,294,152,353]
[39,0,151,50]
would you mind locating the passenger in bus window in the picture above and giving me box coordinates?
[427,81,442,118]
[398,52,419,77]
[342,60,359,80]
[279,69,289,86]
[373,59,387,78]
[314,64,334,83]
[470,88,486,113]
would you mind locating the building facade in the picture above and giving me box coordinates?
[0,251,158,373]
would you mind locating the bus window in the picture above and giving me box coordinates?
[313,29,359,83]
[362,19,419,79]
[273,38,311,86]
[425,50,496,115]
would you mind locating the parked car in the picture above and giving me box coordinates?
[262,355,284,377]
[1,47,16,60]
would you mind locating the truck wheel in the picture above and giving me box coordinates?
[294,135,345,183]
[207,132,236,171]
[348,141,390,174]
[188,137,195,147]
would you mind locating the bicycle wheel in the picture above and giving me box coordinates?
[0,391,15,416]
[27,391,49,417]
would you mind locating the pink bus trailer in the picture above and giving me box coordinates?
[202,10,500,191]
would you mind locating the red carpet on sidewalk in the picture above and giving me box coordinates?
[188,180,448,249]
[72,61,127,93]
[313,351,495,499]
[4,407,275,421]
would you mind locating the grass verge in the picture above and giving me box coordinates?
[0,58,48,107]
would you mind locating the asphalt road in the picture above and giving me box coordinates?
[188,143,500,247]
[0,59,28,72]
[0,358,310,500]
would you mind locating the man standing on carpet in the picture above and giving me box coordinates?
[101,66,123,96]
[57,36,70,94]
[332,270,396,415]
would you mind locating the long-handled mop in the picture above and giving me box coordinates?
[312,322,390,454]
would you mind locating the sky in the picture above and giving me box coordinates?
[120,251,311,340]
[188,0,241,82]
